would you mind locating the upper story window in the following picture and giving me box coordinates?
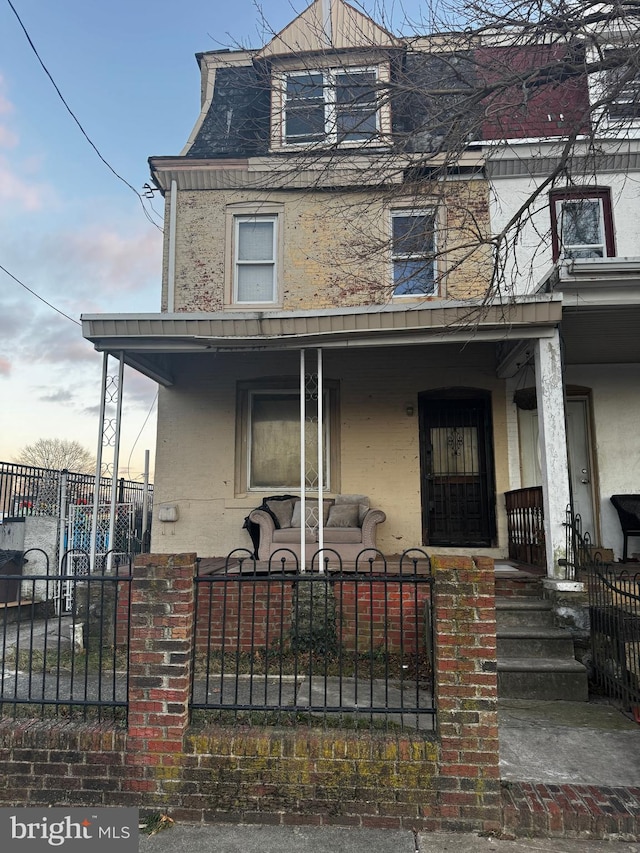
[282,67,380,146]
[391,209,438,297]
[233,215,278,304]
[603,48,640,121]
[550,189,615,261]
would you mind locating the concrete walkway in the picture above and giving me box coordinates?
[139,824,640,852]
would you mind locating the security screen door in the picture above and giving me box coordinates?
[419,393,496,547]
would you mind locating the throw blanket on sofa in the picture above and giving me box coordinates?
[243,494,298,559]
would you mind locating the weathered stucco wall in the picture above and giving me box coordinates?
[565,363,640,559]
[151,343,509,558]
[162,181,491,312]
[489,165,640,295]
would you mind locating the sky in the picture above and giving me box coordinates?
[0,0,428,482]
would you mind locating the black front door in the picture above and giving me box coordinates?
[419,392,496,547]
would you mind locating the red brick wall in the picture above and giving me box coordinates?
[194,576,431,655]
[195,580,294,652]
[335,580,431,654]
[0,553,501,834]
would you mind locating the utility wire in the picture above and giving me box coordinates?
[0,262,81,325]
[5,0,163,232]
[126,390,159,478]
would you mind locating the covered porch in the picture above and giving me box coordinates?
[82,295,569,573]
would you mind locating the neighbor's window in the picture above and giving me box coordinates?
[391,209,438,296]
[550,190,615,261]
[233,215,277,304]
[603,48,640,121]
[248,390,330,490]
[284,68,379,145]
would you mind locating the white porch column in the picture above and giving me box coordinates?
[535,330,570,579]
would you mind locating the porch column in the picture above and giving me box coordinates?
[534,330,570,578]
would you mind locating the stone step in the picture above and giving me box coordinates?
[497,657,589,701]
[497,626,576,658]
[496,596,555,628]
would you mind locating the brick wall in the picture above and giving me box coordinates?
[194,577,430,655]
[0,552,501,834]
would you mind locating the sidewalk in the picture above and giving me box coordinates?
[139,823,640,852]
[137,697,640,849]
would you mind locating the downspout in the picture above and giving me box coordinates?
[167,179,178,312]
[141,449,150,552]
[300,349,306,572]
[317,347,324,572]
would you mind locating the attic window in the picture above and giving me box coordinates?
[283,68,379,145]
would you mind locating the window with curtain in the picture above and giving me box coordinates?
[248,391,329,490]
[234,215,277,303]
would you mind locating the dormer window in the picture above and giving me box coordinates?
[281,67,381,146]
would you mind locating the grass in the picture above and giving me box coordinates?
[2,645,128,674]
[192,648,432,684]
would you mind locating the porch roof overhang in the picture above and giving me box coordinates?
[544,258,640,365]
[81,296,563,387]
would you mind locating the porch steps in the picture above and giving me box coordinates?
[496,597,588,701]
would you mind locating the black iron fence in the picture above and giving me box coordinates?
[0,550,132,723]
[192,549,435,731]
[0,462,153,552]
[588,564,640,717]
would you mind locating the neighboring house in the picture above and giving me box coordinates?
[82,0,638,578]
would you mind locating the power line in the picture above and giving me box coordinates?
[5,0,163,232]
[126,390,159,478]
[0,262,81,325]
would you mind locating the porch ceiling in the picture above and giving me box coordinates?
[561,304,640,365]
[81,297,563,386]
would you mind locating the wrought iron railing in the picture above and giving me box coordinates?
[0,462,152,541]
[192,549,435,731]
[588,564,640,717]
[0,550,132,723]
[505,487,545,567]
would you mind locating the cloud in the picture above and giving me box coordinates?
[38,388,74,403]
[0,156,49,211]
[0,75,14,116]
[0,126,18,148]
[53,225,162,301]
[0,357,11,377]
[0,79,52,210]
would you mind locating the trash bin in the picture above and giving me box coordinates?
[0,550,24,603]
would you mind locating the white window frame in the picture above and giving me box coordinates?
[246,389,331,492]
[390,208,438,298]
[550,190,615,261]
[555,197,606,259]
[233,215,278,305]
[282,66,381,147]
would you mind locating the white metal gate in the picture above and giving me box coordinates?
[62,502,134,611]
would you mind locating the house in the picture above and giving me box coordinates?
[81,0,638,583]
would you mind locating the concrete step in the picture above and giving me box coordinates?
[496,596,555,629]
[497,657,589,701]
[497,626,576,658]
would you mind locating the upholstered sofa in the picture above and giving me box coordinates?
[246,494,386,564]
